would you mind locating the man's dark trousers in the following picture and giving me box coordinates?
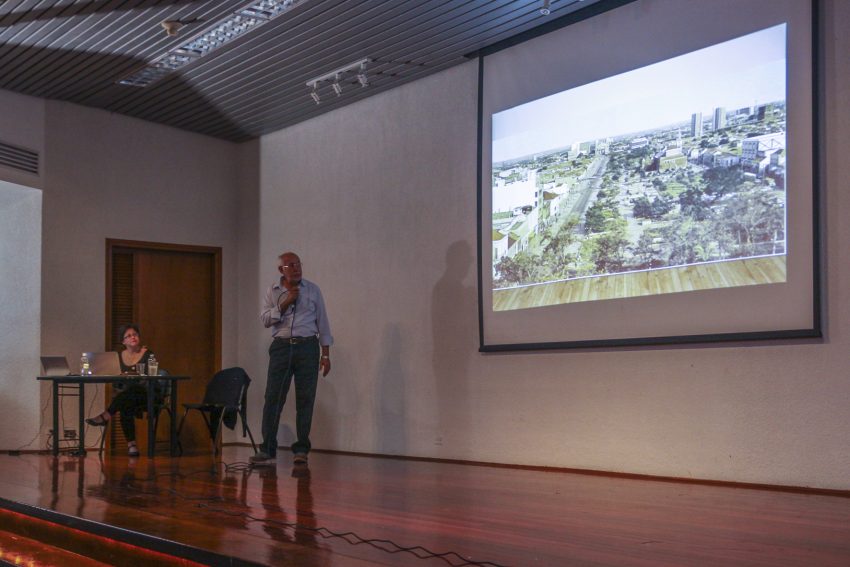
[260,337,320,458]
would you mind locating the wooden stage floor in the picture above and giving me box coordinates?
[0,447,849,566]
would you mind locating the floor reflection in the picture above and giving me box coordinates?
[13,448,842,567]
[260,462,321,566]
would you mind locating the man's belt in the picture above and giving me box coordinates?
[276,335,318,344]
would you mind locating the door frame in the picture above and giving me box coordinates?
[104,238,222,373]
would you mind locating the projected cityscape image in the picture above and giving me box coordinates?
[491,25,787,309]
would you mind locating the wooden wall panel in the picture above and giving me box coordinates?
[106,240,222,456]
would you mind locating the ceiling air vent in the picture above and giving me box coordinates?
[0,140,39,175]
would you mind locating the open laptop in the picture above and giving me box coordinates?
[40,356,71,376]
[83,352,122,376]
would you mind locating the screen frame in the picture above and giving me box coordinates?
[476,0,823,352]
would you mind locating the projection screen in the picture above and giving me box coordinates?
[478,0,820,351]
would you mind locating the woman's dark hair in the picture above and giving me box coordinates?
[119,324,141,340]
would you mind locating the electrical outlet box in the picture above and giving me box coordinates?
[63,429,76,439]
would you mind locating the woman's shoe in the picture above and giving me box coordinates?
[127,444,140,457]
[85,414,108,427]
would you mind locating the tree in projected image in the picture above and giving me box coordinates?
[495,251,537,286]
[586,219,630,274]
[541,217,579,281]
[494,160,785,288]
[721,190,785,256]
[493,100,787,290]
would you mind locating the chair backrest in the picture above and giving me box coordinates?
[203,367,251,408]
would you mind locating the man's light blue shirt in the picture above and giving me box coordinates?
[260,278,334,346]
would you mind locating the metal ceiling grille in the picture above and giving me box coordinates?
[0,140,39,175]
[0,0,605,142]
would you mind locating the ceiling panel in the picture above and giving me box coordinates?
[0,0,607,142]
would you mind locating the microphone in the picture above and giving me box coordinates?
[280,284,299,313]
[290,281,301,313]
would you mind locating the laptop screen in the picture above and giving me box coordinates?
[40,356,70,376]
[83,352,122,376]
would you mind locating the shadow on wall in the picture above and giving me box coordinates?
[431,241,476,457]
[375,323,405,454]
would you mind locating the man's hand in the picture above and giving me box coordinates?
[278,286,300,310]
[320,356,331,377]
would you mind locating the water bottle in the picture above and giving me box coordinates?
[147,354,159,376]
[80,354,91,376]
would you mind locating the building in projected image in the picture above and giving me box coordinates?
[691,112,703,137]
[714,107,726,130]
[741,132,786,178]
[491,95,787,303]
[489,23,789,309]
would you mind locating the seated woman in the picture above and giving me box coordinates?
[85,324,156,457]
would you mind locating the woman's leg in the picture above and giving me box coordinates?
[109,385,147,442]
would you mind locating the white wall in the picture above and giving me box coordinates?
[233,139,265,445]
[0,91,244,450]
[247,0,850,489]
[0,91,45,449]
[0,1,845,490]
[0,181,41,449]
[0,89,44,189]
[41,101,240,356]
[36,101,240,448]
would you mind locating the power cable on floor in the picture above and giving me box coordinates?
[97,461,511,567]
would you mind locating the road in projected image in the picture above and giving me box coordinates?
[491,25,787,311]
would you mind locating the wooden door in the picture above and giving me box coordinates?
[106,240,221,455]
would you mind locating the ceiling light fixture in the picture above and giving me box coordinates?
[161,20,185,37]
[357,61,369,87]
[540,0,551,16]
[119,0,303,87]
[305,58,371,104]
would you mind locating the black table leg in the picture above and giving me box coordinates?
[73,383,86,456]
[170,380,178,457]
[52,381,59,456]
[147,379,155,458]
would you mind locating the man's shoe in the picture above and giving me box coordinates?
[250,451,275,464]
[293,453,308,465]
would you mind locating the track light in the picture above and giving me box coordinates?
[540,0,551,16]
[357,61,369,87]
[305,58,371,104]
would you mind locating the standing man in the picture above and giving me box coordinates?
[251,251,333,466]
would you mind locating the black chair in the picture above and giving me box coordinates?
[96,370,173,455]
[176,367,258,456]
